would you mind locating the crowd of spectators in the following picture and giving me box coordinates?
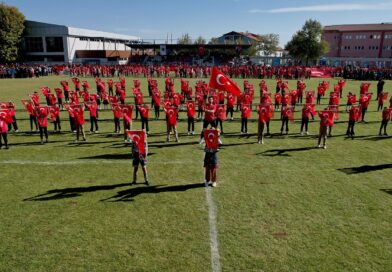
[1,63,392,80]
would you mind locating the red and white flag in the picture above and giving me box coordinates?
[126,130,146,155]
[203,129,219,151]
[209,66,241,97]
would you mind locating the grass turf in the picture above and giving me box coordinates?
[0,75,391,271]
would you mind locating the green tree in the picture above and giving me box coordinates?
[0,3,25,62]
[208,37,219,45]
[177,33,192,45]
[285,19,328,65]
[194,36,206,45]
[259,33,279,56]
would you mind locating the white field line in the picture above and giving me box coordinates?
[205,187,222,272]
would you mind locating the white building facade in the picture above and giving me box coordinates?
[23,20,140,64]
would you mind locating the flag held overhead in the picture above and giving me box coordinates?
[209,66,241,97]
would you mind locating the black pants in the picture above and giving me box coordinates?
[346,120,355,135]
[226,107,234,119]
[187,116,194,132]
[58,98,63,107]
[301,117,309,132]
[361,107,367,122]
[54,116,61,131]
[317,94,321,105]
[30,115,38,130]
[154,105,160,119]
[241,118,248,133]
[379,120,388,134]
[114,118,121,132]
[216,119,224,133]
[7,116,18,131]
[197,108,203,119]
[135,106,140,119]
[141,117,149,132]
[378,103,383,111]
[281,117,289,133]
[109,88,113,96]
[200,119,216,139]
[64,91,69,102]
[297,95,303,104]
[0,132,7,147]
[69,117,76,131]
[39,127,48,141]
[90,116,98,131]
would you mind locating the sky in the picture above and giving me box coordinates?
[4,0,392,47]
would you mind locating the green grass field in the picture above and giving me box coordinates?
[0,75,391,272]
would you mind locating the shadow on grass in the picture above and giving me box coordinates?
[101,183,205,202]
[79,152,155,160]
[256,146,315,157]
[380,189,392,196]
[149,141,197,148]
[24,183,130,201]
[360,135,392,141]
[338,164,392,174]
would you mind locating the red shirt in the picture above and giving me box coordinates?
[138,105,149,119]
[241,104,251,119]
[204,104,216,122]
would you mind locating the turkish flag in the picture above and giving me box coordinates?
[306,103,317,116]
[164,106,178,126]
[327,105,339,120]
[320,110,335,126]
[216,104,227,120]
[258,105,271,123]
[120,104,134,123]
[209,66,241,97]
[203,129,219,151]
[138,105,149,119]
[109,96,119,104]
[186,101,196,117]
[0,109,13,124]
[126,130,146,155]
[49,106,60,122]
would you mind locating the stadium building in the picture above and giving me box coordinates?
[23,20,140,64]
[322,23,392,67]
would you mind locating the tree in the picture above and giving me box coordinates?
[0,3,25,62]
[259,33,279,56]
[285,19,328,65]
[177,33,192,45]
[194,36,206,45]
[208,37,219,45]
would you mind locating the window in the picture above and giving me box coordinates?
[45,37,64,52]
[79,37,89,41]
[24,37,44,52]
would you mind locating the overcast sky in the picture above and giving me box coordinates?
[4,0,392,46]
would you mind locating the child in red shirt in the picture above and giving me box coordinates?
[379,107,392,136]
[240,104,251,134]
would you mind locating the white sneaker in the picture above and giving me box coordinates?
[199,138,205,144]
[258,140,261,144]
[218,139,222,144]
[212,182,217,187]
[316,145,321,148]
[306,131,309,135]
[323,145,327,149]
[300,131,304,135]
[261,140,264,144]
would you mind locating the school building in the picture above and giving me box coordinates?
[23,20,140,64]
[322,23,392,67]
